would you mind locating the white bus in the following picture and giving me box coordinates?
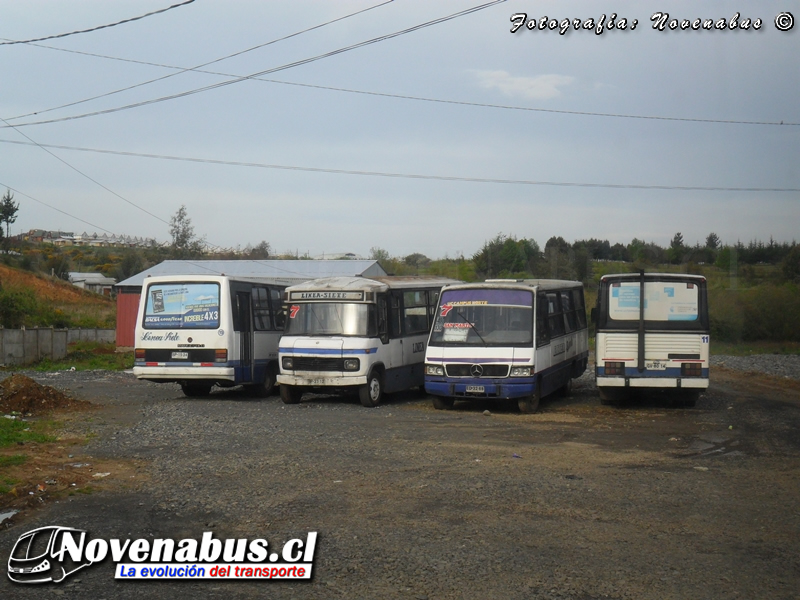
[133,275,290,397]
[277,276,458,407]
[424,280,589,413]
[593,272,710,406]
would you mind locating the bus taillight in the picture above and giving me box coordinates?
[681,363,702,377]
[604,361,625,376]
[135,348,145,360]
[215,349,228,362]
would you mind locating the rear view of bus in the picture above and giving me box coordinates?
[424,280,589,413]
[594,272,709,406]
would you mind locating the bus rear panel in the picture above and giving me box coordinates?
[594,272,709,405]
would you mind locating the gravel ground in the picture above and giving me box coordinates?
[1,364,799,599]
[711,354,800,380]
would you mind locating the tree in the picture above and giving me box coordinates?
[243,240,271,259]
[369,247,390,263]
[668,232,685,264]
[472,234,540,278]
[169,205,205,259]
[1,189,19,250]
[705,232,720,250]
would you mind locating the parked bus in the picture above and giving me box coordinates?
[133,275,290,397]
[277,276,458,407]
[424,280,589,413]
[593,272,709,406]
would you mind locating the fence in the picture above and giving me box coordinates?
[0,328,116,366]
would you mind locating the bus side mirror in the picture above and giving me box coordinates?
[590,308,597,324]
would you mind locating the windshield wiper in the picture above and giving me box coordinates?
[450,309,488,346]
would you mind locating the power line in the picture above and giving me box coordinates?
[0,0,195,46]
[3,0,394,123]
[0,117,170,225]
[3,0,508,129]
[3,138,797,193]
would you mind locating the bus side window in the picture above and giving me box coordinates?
[573,289,587,329]
[536,293,550,347]
[428,290,440,322]
[252,287,272,331]
[547,292,565,338]
[377,295,389,344]
[390,291,403,338]
[403,290,428,335]
[561,291,577,333]
[270,287,285,329]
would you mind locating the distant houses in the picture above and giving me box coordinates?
[23,229,158,248]
[67,272,117,295]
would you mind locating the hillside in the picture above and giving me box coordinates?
[0,264,115,328]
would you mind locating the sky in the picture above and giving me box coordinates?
[0,0,798,260]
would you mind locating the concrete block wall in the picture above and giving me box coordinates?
[0,328,115,366]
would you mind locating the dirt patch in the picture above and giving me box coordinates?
[0,374,92,415]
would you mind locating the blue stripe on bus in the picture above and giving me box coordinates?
[426,356,530,364]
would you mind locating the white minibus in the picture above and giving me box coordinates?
[593,272,709,406]
[277,276,458,407]
[424,280,589,413]
[133,275,290,397]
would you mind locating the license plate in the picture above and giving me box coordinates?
[465,385,485,393]
[645,361,667,370]
[171,351,189,360]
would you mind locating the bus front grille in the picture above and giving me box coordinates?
[292,357,344,371]
[445,364,510,377]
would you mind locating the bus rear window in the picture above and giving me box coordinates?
[608,281,698,322]
[144,283,220,329]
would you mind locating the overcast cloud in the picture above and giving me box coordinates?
[0,0,797,259]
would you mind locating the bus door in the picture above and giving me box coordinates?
[235,291,254,383]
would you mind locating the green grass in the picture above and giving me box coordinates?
[0,455,28,468]
[0,419,57,448]
[25,341,133,372]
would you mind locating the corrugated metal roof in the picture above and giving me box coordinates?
[114,259,387,289]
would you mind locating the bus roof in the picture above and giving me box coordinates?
[599,273,706,282]
[285,276,460,294]
[141,274,300,286]
[442,279,583,293]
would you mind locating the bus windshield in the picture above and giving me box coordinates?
[285,302,375,337]
[429,289,533,346]
[144,282,220,329]
[608,281,699,322]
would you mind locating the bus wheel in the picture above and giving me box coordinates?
[359,371,383,407]
[598,387,615,406]
[181,383,212,397]
[249,366,277,398]
[680,391,699,408]
[559,377,573,397]
[280,385,303,404]
[432,396,454,410]
[518,386,540,414]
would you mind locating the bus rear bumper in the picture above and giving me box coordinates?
[425,378,535,399]
[596,376,709,389]
[133,366,235,382]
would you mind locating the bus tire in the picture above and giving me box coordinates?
[598,387,615,406]
[359,371,383,407]
[680,391,699,408]
[518,384,540,414]
[432,396,454,410]
[249,366,277,398]
[280,384,303,404]
[559,376,573,397]
[181,383,212,397]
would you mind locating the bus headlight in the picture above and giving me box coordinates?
[510,367,531,377]
[425,364,444,376]
[343,358,360,371]
[282,357,294,370]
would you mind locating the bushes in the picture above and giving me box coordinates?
[709,284,800,342]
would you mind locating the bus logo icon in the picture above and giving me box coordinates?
[7,526,93,584]
[470,364,484,377]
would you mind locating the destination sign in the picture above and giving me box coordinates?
[289,291,365,301]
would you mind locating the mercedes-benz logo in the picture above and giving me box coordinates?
[470,364,483,377]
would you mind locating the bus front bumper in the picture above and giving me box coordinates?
[425,378,535,399]
[277,374,368,387]
[133,366,235,382]
[596,376,709,389]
